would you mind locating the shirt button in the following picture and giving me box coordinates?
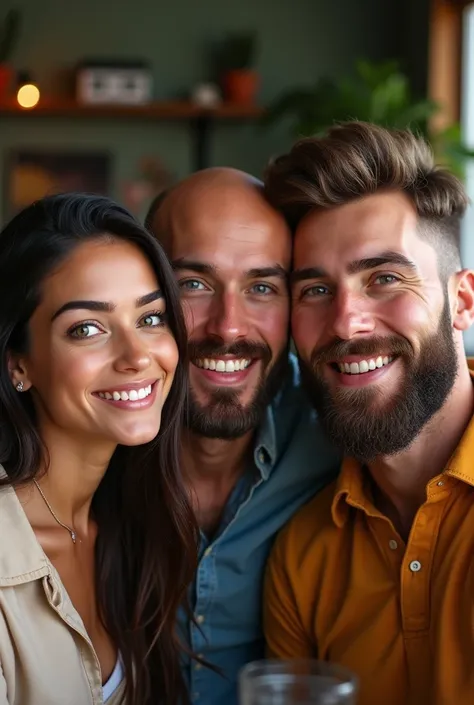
[258,449,266,464]
[196,614,205,624]
[388,540,398,550]
[203,547,212,557]
[437,480,444,486]
[409,560,422,572]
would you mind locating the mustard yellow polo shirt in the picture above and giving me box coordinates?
[265,409,474,705]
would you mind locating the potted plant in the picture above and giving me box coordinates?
[263,59,474,178]
[218,32,259,105]
[0,8,21,101]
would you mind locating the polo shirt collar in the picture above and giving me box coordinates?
[331,410,474,528]
[445,410,474,487]
[331,457,371,528]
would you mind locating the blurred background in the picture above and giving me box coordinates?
[1,0,474,348]
[0,0,433,219]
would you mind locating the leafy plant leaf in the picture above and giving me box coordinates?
[264,59,473,177]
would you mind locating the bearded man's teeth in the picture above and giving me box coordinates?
[337,356,393,375]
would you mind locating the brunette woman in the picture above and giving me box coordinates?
[0,193,198,705]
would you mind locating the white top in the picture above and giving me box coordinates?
[103,657,124,702]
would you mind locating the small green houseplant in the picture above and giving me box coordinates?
[264,59,474,177]
[218,32,259,105]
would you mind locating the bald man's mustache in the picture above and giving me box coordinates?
[188,339,272,364]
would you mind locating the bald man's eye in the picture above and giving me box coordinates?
[179,279,207,292]
[249,283,274,295]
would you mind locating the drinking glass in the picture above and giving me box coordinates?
[239,659,358,705]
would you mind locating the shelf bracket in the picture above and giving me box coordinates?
[191,114,213,172]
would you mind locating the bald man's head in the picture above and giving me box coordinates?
[145,167,292,440]
[146,168,274,255]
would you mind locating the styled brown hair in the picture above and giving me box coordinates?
[265,121,470,274]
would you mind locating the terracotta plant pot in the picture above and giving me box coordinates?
[222,69,259,105]
[0,64,13,101]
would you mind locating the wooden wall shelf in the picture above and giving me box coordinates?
[0,99,265,170]
[0,99,264,119]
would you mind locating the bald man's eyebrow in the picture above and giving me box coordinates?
[172,259,287,280]
[247,265,287,280]
[172,259,217,275]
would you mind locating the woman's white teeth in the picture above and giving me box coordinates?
[195,358,251,372]
[338,356,393,375]
[98,384,152,401]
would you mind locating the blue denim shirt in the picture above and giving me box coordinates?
[180,355,340,705]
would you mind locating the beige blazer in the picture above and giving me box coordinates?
[0,476,126,705]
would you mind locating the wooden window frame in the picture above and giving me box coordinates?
[428,0,469,129]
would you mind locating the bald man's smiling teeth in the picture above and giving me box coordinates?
[194,357,251,372]
[191,355,258,387]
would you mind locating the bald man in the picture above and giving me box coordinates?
[145,169,340,705]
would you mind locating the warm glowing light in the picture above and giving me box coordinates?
[17,84,40,109]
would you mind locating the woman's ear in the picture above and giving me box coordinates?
[7,352,32,393]
[451,269,474,332]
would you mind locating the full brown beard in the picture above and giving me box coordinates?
[298,297,458,461]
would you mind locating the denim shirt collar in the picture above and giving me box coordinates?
[252,358,302,481]
[253,404,277,481]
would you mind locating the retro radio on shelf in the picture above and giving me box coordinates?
[75,60,153,105]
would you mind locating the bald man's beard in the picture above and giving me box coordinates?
[186,343,290,440]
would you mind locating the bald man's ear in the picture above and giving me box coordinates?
[144,189,172,233]
[452,269,474,331]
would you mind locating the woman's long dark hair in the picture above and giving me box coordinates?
[0,193,198,705]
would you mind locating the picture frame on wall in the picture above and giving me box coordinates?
[3,149,112,218]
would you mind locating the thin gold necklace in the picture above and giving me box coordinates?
[33,479,77,544]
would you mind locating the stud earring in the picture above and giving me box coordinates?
[15,381,24,392]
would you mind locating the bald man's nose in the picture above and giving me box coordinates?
[205,291,249,342]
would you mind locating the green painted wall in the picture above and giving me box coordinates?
[0,0,414,221]
[401,0,431,97]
